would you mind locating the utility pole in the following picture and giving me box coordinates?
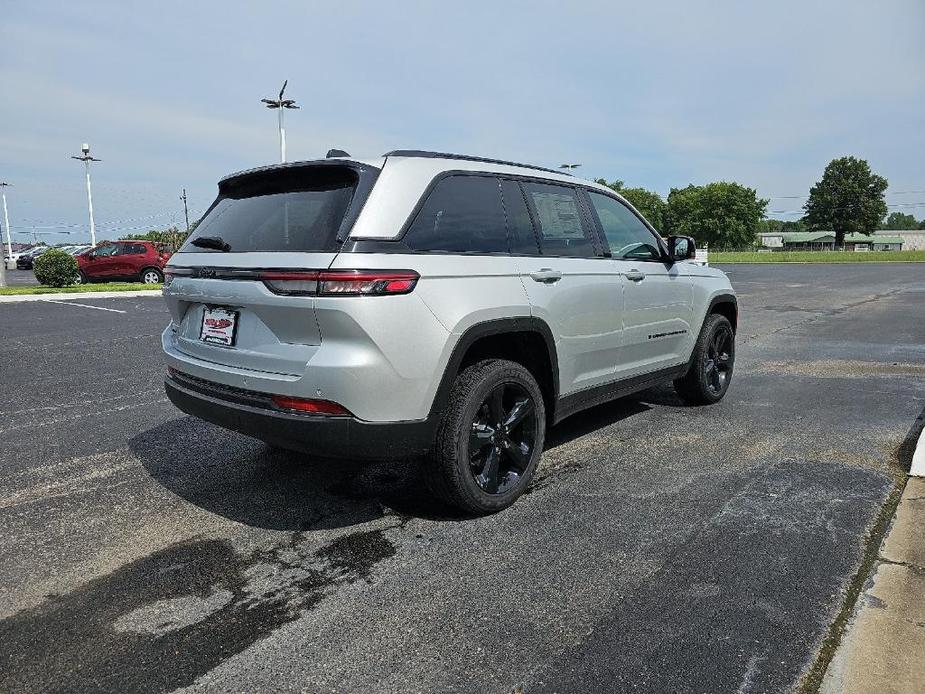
[180,188,190,250]
[181,188,190,232]
[0,182,11,286]
[261,80,300,163]
[71,143,101,247]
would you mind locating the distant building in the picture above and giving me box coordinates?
[876,229,925,250]
[758,231,904,251]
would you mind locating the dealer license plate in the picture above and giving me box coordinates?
[200,307,238,346]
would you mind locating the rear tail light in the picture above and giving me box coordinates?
[259,270,419,296]
[260,272,319,296]
[271,395,352,416]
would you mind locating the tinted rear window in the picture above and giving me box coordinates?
[181,167,358,253]
[404,175,508,253]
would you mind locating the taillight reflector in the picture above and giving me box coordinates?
[272,395,352,416]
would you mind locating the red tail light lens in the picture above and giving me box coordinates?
[259,270,418,296]
[317,270,418,296]
[272,395,353,416]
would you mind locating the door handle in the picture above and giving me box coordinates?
[530,268,562,284]
[625,269,645,282]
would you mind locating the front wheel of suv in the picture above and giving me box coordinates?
[674,312,735,405]
[429,359,546,515]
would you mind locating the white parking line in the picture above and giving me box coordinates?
[41,299,126,313]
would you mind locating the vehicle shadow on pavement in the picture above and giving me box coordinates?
[130,414,497,529]
[132,395,662,531]
[130,416,438,531]
[545,396,652,450]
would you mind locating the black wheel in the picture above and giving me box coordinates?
[674,313,735,405]
[141,267,163,284]
[77,270,88,284]
[429,359,546,515]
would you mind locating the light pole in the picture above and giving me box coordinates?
[261,80,299,163]
[559,163,581,174]
[71,143,101,247]
[0,182,12,282]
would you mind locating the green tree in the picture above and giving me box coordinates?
[594,179,667,230]
[664,182,768,249]
[120,226,190,250]
[879,212,917,230]
[803,156,888,246]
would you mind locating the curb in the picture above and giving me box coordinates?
[0,290,162,303]
[911,425,925,477]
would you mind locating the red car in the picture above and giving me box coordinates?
[77,240,172,284]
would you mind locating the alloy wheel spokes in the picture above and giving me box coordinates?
[478,447,502,493]
[469,383,537,494]
[503,398,533,430]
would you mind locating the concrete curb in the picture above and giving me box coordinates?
[819,477,925,693]
[0,291,161,303]
[911,426,925,477]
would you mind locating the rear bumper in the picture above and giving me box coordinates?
[164,374,437,460]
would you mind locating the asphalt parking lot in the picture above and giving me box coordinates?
[1,264,923,693]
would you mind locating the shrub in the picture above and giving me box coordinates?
[33,249,79,287]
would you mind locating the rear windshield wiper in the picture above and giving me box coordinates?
[191,236,231,252]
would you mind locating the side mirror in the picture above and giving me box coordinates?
[667,235,696,262]
[87,252,96,260]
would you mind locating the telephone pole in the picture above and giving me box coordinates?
[179,188,190,250]
[71,144,101,246]
[261,80,299,163]
[0,182,11,286]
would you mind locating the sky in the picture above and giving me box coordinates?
[1,0,923,244]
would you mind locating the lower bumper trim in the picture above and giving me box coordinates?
[164,376,436,459]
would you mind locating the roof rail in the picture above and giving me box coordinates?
[382,150,569,176]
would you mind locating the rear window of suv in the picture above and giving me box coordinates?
[404,174,508,253]
[180,166,359,253]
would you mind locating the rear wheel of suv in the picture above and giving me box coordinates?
[141,267,163,284]
[674,313,735,405]
[429,359,546,515]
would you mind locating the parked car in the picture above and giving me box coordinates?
[16,246,50,270]
[161,150,737,514]
[77,240,172,283]
[68,245,92,256]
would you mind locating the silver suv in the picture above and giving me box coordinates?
[162,150,737,514]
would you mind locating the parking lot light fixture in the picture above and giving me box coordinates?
[559,163,581,174]
[71,144,101,247]
[261,80,300,163]
[0,182,11,283]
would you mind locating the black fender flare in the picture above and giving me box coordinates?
[426,317,559,420]
[707,293,738,332]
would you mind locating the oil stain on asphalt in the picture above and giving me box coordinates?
[0,527,396,693]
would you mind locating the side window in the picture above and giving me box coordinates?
[521,182,596,257]
[405,175,508,253]
[500,180,539,255]
[587,192,662,261]
[125,244,146,255]
[95,243,119,256]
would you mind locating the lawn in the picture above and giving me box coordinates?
[0,282,162,296]
[711,250,925,263]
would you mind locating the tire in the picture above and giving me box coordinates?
[77,270,88,285]
[674,313,735,405]
[428,359,546,515]
[140,267,163,284]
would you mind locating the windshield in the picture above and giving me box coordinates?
[181,166,359,253]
